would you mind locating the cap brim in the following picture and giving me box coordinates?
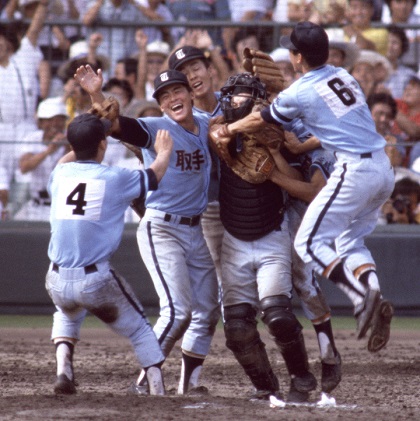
[152,81,189,100]
[280,35,296,51]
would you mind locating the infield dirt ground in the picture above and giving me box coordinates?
[1,317,419,421]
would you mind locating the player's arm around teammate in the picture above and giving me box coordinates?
[75,64,221,395]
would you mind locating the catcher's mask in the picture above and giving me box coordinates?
[220,73,267,123]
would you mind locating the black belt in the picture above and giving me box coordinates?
[164,213,200,227]
[360,152,372,159]
[33,198,51,206]
[52,263,98,274]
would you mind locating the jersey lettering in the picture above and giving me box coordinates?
[66,183,87,215]
[314,74,364,119]
[175,149,205,171]
[55,178,106,221]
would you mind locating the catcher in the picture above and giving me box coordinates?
[208,72,317,403]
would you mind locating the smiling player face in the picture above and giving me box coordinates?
[179,59,213,100]
[158,84,194,124]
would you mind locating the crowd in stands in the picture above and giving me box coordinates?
[0,0,419,223]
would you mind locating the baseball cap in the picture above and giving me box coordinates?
[152,70,190,100]
[67,113,111,153]
[37,97,68,119]
[280,21,329,61]
[168,46,206,71]
[146,40,170,57]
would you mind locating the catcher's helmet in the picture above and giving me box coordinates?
[220,73,267,123]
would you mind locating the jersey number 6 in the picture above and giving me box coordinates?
[327,78,356,106]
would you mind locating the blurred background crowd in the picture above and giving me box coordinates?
[0,0,419,224]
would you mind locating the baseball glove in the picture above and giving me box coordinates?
[88,96,120,136]
[242,48,285,95]
[208,110,285,184]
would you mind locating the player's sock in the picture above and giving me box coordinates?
[313,318,338,363]
[327,261,365,307]
[359,270,380,291]
[178,351,205,394]
[145,364,165,395]
[55,341,74,381]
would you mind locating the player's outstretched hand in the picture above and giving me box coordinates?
[74,65,103,97]
[151,130,173,183]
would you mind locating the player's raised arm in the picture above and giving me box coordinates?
[74,65,106,105]
[149,130,173,183]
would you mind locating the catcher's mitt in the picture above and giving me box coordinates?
[208,108,285,184]
[242,48,285,95]
[88,96,120,136]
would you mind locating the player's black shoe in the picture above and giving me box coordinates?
[355,288,381,339]
[367,299,394,353]
[286,382,309,403]
[54,374,76,395]
[321,352,342,393]
[292,370,317,393]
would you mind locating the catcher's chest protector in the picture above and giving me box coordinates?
[219,162,286,241]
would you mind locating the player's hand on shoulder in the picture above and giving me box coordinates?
[155,129,173,156]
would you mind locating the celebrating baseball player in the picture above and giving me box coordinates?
[74,65,220,395]
[46,113,172,395]
[209,72,318,403]
[168,45,224,289]
[213,22,395,353]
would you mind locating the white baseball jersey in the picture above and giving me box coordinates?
[48,161,151,267]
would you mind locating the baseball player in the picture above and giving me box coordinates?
[213,21,395,352]
[14,98,69,221]
[46,113,172,395]
[210,73,318,402]
[75,65,220,395]
[168,44,224,287]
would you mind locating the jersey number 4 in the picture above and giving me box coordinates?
[66,183,87,215]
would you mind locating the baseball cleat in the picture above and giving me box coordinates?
[54,374,76,395]
[321,352,342,393]
[367,299,394,353]
[355,288,381,339]
[292,371,317,393]
[287,382,309,403]
[251,389,282,401]
[127,382,149,396]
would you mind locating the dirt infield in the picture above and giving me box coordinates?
[1,323,419,421]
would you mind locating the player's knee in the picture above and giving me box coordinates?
[223,303,259,352]
[260,295,302,343]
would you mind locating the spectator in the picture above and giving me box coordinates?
[350,50,393,97]
[327,39,360,71]
[56,34,110,96]
[392,76,420,146]
[14,97,69,221]
[82,0,144,76]
[380,177,420,224]
[309,0,347,25]
[367,92,407,172]
[382,0,420,71]
[168,0,231,49]
[135,36,170,101]
[269,47,299,87]
[114,56,138,93]
[132,0,177,47]
[0,1,48,220]
[383,25,417,99]
[228,27,261,74]
[342,0,389,56]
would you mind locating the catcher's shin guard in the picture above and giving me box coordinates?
[276,332,317,393]
[224,304,279,395]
